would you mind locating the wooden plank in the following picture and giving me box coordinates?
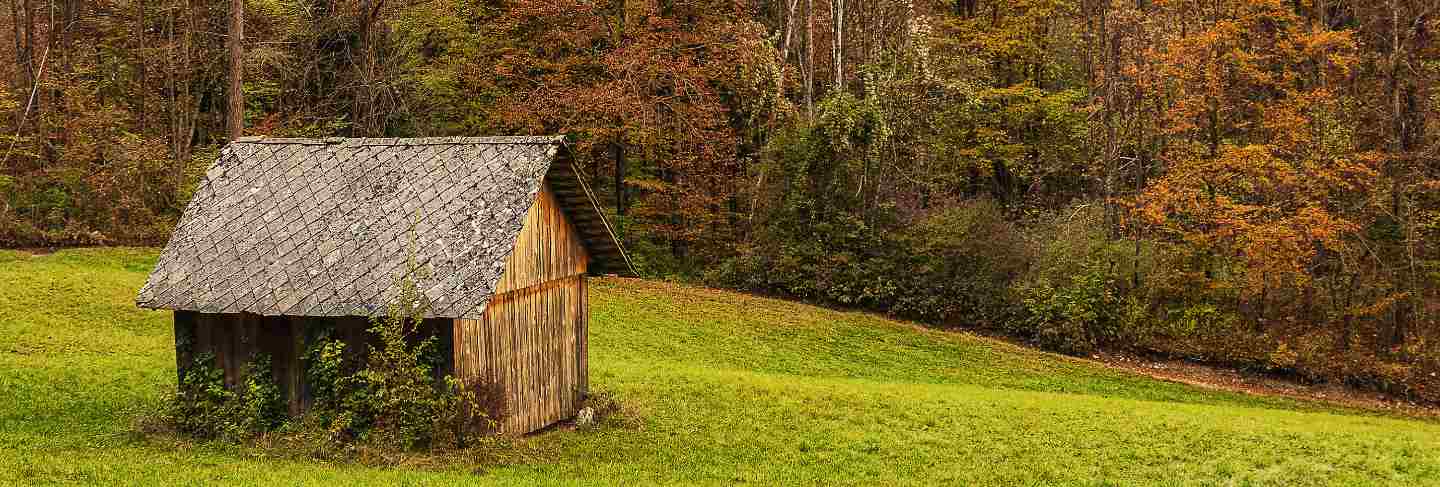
[579,276,588,397]
[194,313,209,380]
[222,314,238,387]
[254,316,286,411]
[545,274,554,426]
[289,317,305,414]
[525,292,536,433]
[512,296,524,435]
[550,284,559,420]
[566,278,577,412]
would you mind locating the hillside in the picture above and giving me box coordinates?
[2,248,1438,485]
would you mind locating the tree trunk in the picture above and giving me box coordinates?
[354,0,384,136]
[804,0,814,117]
[136,0,147,132]
[167,0,198,193]
[21,0,34,98]
[614,142,626,219]
[771,0,799,126]
[7,0,25,125]
[832,0,844,93]
[225,0,243,141]
[780,0,799,60]
[613,0,625,45]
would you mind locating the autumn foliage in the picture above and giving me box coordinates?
[2,0,1438,401]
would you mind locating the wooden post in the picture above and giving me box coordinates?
[288,317,305,415]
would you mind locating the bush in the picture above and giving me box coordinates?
[165,352,285,441]
[297,266,498,451]
[1017,262,1117,355]
[1008,205,1167,354]
[705,197,1025,327]
[707,199,1028,327]
[892,200,1030,326]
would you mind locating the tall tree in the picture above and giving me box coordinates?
[224,0,242,140]
[831,0,844,92]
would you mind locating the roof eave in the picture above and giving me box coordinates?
[544,144,639,278]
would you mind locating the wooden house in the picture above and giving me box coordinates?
[136,136,634,435]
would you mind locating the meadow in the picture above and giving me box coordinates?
[2,248,1437,485]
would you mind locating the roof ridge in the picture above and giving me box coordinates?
[231,136,566,146]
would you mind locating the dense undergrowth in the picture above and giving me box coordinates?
[710,195,1440,405]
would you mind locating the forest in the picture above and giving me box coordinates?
[1,0,1438,402]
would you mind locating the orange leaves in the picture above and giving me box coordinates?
[1138,142,1365,298]
[1122,0,1384,299]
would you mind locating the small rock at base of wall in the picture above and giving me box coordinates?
[576,407,595,427]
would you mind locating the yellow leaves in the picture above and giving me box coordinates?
[1350,292,1410,319]
[1288,27,1359,73]
[625,177,674,193]
[1137,141,1373,298]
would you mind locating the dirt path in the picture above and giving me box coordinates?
[1091,351,1438,419]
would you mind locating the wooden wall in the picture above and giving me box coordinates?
[453,275,587,434]
[454,181,591,435]
[493,182,589,294]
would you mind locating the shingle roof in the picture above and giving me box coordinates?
[136,136,630,319]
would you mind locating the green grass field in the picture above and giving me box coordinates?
[2,248,1438,485]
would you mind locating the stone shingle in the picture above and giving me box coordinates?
[136,136,565,319]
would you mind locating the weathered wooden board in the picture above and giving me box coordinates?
[454,275,586,435]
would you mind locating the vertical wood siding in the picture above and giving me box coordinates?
[493,182,590,294]
[455,181,591,435]
[454,276,588,435]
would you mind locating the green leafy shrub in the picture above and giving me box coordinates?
[892,200,1029,326]
[434,376,506,448]
[1009,206,1168,354]
[352,282,451,450]
[1017,262,1117,355]
[708,198,1027,328]
[165,352,286,440]
[292,267,500,452]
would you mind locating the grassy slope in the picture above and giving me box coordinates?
[1,248,1437,486]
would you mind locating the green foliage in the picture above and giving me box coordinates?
[290,256,496,452]
[350,276,447,450]
[302,333,351,416]
[1009,206,1139,353]
[711,197,1026,327]
[889,200,1029,325]
[166,353,285,440]
[1017,261,1118,355]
